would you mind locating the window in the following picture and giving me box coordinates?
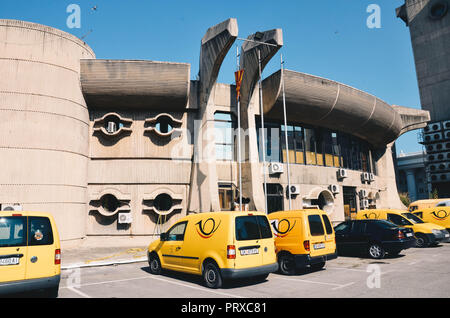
[154,194,173,213]
[100,194,120,213]
[28,217,54,246]
[235,216,273,241]
[321,214,333,235]
[166,222,187,241]
[218,184,237,211]
[266,184,284,214]
[0,216,26,248]
[351,221,366,234]
[155,115,173,134]
[334,222,350,233]
[304,128,317,165]
[308,215,325,236]
[401,213,424,224]
[387,214,412,226]
[214,112,235,161]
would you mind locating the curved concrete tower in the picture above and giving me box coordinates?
[0,20,95,240]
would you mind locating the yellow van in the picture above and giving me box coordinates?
[0,211,61,297]
[268,209,337,275]
[357,209,450,248]
[409,199,450,212]
[412,207,450,233]
[147,211,278,288]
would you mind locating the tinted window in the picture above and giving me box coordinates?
[413,212,423,219]
[308,215,325,236]
[166,222,187,241]
[28,217,54,246]
[235,216,272,241]
[321,214,333,234]
[0,217,26,247]
[387,214,412,226]
[334,222,350,233]
[368,220,398,230]
[402,213,424,224]
[351,221,366,233]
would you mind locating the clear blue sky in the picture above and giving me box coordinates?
[0,0,423,155]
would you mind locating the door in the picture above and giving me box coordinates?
[307,214,327,257]
[334,221,352,253]
[234,215,272,268]
[0,215,27,282]
[320,214,336,254]
[349,221,369,253]
[160,221,187,270]
[343,187,357,220]
[266,184,284,214]
[26,216,56,280]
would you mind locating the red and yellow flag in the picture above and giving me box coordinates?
[235,69,244,101]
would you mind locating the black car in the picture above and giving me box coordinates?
[334,220,416,259]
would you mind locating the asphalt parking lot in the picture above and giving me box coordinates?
[58,243,450,298]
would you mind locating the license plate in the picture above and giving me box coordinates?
[406,233,413,237]
[240,248,259,256]
[0,257,20,266]
[313,243,325,250]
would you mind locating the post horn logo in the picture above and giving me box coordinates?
[431,210,449,220]
[363,213,377,219]
[196,218,221,239]
[271,219,296,238]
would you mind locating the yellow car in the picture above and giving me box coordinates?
[147,211,278,288]
[268,209,337,275]
[357,209,450,248]
[413,206,450,233]
[0,211,61,297]
[409,199,450,212]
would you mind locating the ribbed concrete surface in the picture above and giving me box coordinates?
[0,19,95,240]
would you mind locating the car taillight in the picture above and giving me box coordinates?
[303,240,310,252]
[227,245,236,259]
[397,230,405,240]
[55,249,61,265]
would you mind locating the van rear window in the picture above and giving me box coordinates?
[0,216,26,247]
[235,215,273,241]
[28,217,54,246]
[321,214,333,235]
[308,215,325,236]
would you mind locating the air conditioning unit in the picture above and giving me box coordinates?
[1,203,22,211]
[287,184,300,196]
[424,122,442,133]
[336,168,347,180]
[369,173,375,182]
[443,120,450,130]
[432,133,443,141]
[268,162,284,174]
[361,172,370,183]
[328,184,340,194]
[359,189,368,198]
[360,199,369,209]
[445,130,450,140]
[430,173,450,183]
[106,121,117,134]
[118,212,132,224]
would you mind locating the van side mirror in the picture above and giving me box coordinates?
[160,233,168,241]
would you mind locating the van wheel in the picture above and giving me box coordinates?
[278,254,296,275]
[43,286,59,298]
[415,234,429,248]
[148,253,162,275]
[203,261,223,289]
[368,243,385,259]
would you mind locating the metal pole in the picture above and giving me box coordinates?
[236,46,243,211]
[281,54,292,210]
[258,49,268,214]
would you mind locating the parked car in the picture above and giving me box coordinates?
[147,211,278,289]
[268,209,337,275]
[334,219,416,259]
[356,209,450,247]
[409,199,450,212]
[0,211,61,297]
[413,207,450,233]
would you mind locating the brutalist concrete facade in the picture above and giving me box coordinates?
[0,18,430,241]
[397,0,450,197]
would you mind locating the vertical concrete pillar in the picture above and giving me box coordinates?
[405,169,417,202]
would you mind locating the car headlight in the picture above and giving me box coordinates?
[432,229,441,235]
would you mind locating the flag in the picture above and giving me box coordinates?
[235,69,244,101]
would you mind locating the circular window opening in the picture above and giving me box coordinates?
[155,116,174,134]
[430,1,448,19]
[104,115,123,134]
[437,144,443,150]
[427,145,434,152]
[425,135,431,141]
[100,194,120,213]
[154,194,173,212]
[432,124,439,130]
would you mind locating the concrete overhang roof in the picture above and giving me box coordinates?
[80,59,190,110]
[262,69,427,147]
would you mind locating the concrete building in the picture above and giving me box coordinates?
[396,151,430,201]
[397,0,450,197]
[0,19,430,242]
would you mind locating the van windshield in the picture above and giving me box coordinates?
[235,215,272,241]
[402,213,424,224]
[0,216,26,247]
